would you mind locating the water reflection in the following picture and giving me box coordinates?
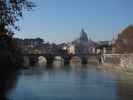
[117,72,133,100]
[7,65,133,100]
[0,69,18,100]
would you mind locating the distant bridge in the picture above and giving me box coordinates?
[22,53,100,67]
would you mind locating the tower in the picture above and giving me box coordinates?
[79,29,88,42]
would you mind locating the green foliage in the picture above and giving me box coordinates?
[0,0,35,36]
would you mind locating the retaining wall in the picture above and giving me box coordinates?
[103,54,133,70]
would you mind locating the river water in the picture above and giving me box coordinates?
[8,64,133,100]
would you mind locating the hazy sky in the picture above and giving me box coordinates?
[15,0,133,43]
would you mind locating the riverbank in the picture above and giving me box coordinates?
[99,53,133,73]
[98,63,133,73]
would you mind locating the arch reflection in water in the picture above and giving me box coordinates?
[53,56,64,68]
[70,56,82,68]
[38,56,47,67]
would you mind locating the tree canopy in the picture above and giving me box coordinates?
[0,0,35,36]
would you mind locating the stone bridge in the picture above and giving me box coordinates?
[22,53,99,67]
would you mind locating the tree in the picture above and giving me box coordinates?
[0,0,35,36]
[0,1,36,99]
[35,38,44,45]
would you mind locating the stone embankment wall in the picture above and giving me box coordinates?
[102,54,133,71]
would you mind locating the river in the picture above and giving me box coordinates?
[8,64,133,100]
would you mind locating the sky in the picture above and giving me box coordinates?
[15,0,133,43]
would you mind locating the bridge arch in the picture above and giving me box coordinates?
[38,56,47,67]
[70,56,82,67]
[53,56,64,68]
[87,54,98,64]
